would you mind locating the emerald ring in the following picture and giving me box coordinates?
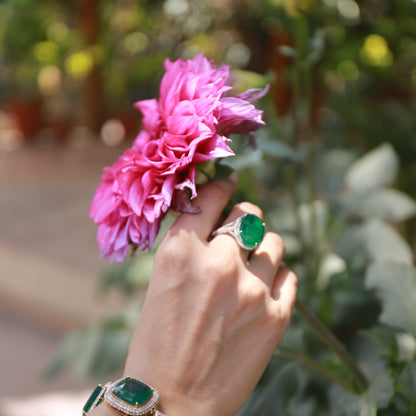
[212,213,265,251]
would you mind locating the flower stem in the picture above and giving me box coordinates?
[295,298,369,393]
[274,349,353,392]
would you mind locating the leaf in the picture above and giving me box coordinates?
[90,328,131,378]
[335,219,413,265]
[360,327,399,358]
[396,332,416,361]
[214,161,234,180]
[315,149,357,193]
[393,362,416,415]
[74,324,103,378]
[99,252,155,293]
[354,334,394,409]
[44,332,83,379]
[345,143,399,192]
[237,360,318,416]
[360,188,416,222]
[316,253,347,290]
[127,253,154,286]
[328,333,394,415]
[298,200,329,245]
[231,69,269,94]
[256,135,297,161]
[221,148,263,170]
[45,304,139,380]
[365,262,416,337]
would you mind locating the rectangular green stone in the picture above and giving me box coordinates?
[113,377,153,405]
[83,385,103,415]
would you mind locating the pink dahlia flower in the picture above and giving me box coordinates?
[90,54,267,262]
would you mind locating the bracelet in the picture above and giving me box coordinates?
[83,376,166,416]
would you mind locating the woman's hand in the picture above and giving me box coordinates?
[122,177,297,416]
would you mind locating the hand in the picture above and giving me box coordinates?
[118,177,297,416]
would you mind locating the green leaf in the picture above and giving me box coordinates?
[328,333,394,415]
[298,200,329,246]
[365,262,416,336]
[315,149,357,193]
[345,143,399,192]
[396,332,416,361]
[90,328,131,379]
[214,162,234,180]
[358,189,416,222]
[237,360,318,416]
[221,148,263,170]
[336,219,413,265]
[126,253,154,286]
[74,324,103,378]
[231,69,269,93]
[44,332,83,379]
[316,253,347,290]
[355,336,394,409]
[360,327,399,358]
[393,362,416,415]
[99,252,155,293]
[45,304,139,380]
[256,135,297,161]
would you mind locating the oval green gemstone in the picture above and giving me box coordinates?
[239,214,265,248]
[113,377,153,405]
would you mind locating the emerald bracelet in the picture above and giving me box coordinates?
[83,376,166,416]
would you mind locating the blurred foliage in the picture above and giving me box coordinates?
[10,0,413,414]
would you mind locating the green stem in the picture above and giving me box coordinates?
[286,164,306,260]
[274,349,353,392]
[295,298,369,393]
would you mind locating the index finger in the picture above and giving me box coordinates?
[168,176,237,241]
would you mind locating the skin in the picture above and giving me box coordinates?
[91,177,297,416]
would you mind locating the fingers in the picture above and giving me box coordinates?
[248,232,285,287]
[220,201,264,224]
[168,176,237,240]
[271,265,298,312]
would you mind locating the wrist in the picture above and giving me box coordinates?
[89,405,114,416]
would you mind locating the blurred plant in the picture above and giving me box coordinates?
[0,0,76,98]
[47,1,416,415]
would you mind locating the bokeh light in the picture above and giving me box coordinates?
[337,60,360,81]
[337,0,360,21]
[65,51,94,78]
[0,128,25,151]
[163,0,189,17]
[122,32,149,54]
[324,70,346,92]
[360,34,393,67]
[46,21,70,43]
[33,41,59,63]
[101,119,125,146]
[226,43,251,68]
[37,66,62,95]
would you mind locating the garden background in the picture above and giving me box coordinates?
[1,0,416,415]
